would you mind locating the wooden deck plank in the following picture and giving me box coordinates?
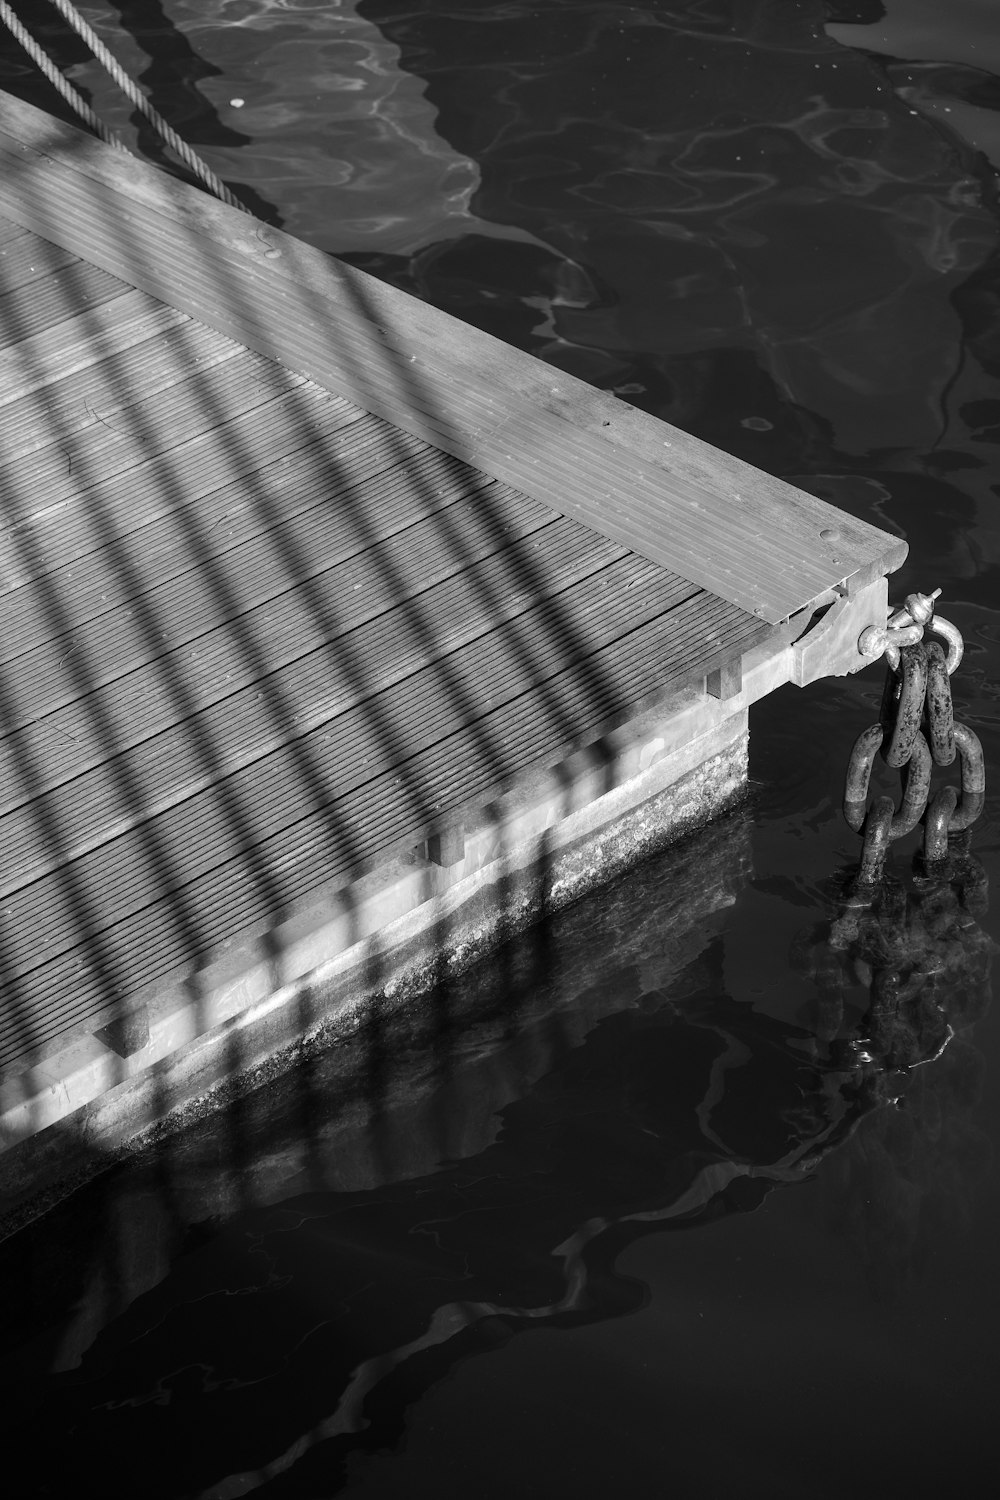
[0,91,905,1093]
[0,259,132,348]
[0,228,80,292]
[1,513,628,887]
[0,474,556,812]
[10,350,312,492]
[0,420,456,663]
[0,576,746,994]
[0,591,765,1063]
[1,349,313,530]
[1,554,684,983]
[0,219,28,247]
[1,383,365,592]
[0,91,907,622]
[0,320,245,461]
[0,288,189,409]
[13,208,795,607]
[0,436,485,712]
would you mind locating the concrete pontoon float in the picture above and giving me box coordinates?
[0,90,905,1220]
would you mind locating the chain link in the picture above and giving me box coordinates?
[845,589,985,893]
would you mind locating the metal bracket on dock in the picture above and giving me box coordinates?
[790,574,889,687]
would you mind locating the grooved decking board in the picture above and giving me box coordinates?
[2,512,630,888]
[0,289,189,407]
[2,555,679,982]
[0,427,471,664]
[0,91,907,621]
[8,349,313,507]
[0,587,764,1062]
[1,351,314,530]
[0,475,560,817]
[0,228,80,291]
[2,89,908,1078]
[0,327,257,462]
[1,383,364,591]
[1,444,494,722]
[0,258,132,347]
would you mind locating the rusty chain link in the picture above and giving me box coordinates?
[845,590,985,893]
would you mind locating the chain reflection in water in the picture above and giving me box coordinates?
[0,807,993,1486]
[793,846,993,1298]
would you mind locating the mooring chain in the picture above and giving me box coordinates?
[844,589,985,891]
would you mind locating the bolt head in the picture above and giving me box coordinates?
[904,590,936,625]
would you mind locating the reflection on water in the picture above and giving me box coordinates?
[0,811,990,1497]
[827,0,1000,169]
[2,1,1000,1495]
[0,813,755,1493]
[793,850,994,1300]
[341,0,998,460]
[4,0,548,253]
[152,0,550,252]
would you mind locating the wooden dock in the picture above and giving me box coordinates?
[0,89,904,1196]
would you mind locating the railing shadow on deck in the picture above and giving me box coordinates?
[0,119,642,1100]
[0,87,672,1232]
[0,100,993,1500]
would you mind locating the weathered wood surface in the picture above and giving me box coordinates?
[0,89,906,624]
[0,216,768,1070]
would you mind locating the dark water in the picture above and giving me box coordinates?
[2,2,1000,1495]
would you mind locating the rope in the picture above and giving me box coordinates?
[0,0,123,149]
[47,0,246,209]
[1,0,247,211]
